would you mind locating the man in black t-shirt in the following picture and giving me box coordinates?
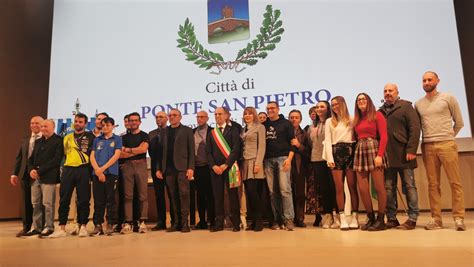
[119,112,150,234]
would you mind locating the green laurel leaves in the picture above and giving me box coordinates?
[176,5,284,72]
[235,5,284,66]
[177,18,225,70]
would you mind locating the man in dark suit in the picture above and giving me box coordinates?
[206,107,242,232]
[10,116,44,237]
[24,119,64,238]
[156,108,195,233]
[192,111,215,230]
[148,111,173,230]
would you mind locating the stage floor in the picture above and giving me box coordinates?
[1,212,472,266]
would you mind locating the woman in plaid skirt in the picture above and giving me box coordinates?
[353,93,388,231]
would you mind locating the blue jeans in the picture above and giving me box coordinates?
[31,180,57,231]
[264,156,294,222]
[384,168,419,221]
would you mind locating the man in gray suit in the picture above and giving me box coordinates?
[10,116,44,237]
[156,108,195,233]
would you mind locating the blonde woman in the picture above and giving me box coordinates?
[324,96,359,230]
[241,107,266,231]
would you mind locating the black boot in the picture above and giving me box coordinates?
[313,213,322,227]
[361,212,375,231]
[368,213,387,231]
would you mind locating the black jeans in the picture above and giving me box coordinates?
[58,166,91,225]
[245,179,264,222]
[92,174,118,225]
[290,168,306,222]
[312,161,336,214]
[194,165,215,225]
[211,170,240,228]
[165,169,190,226]
[152,175,170,226]
[20,176,33,231]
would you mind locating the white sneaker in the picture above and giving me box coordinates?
[48,229,68,239]
[138,222,147,233]
[78,225,88,237]
[331,213,340,229]
[120,223,132,234]
[69,224,80,235]
[349,212,359,229]
[340,213,349,230]
[321,214,333,229]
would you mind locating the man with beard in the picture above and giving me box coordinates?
[415,71,466,231]
[49,113,95,238]
[379,83,420,230]
[92,112,109,137]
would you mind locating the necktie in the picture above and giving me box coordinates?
[28,134,38,158]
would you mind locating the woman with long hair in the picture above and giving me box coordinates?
[324,96,359,230]
[309,101,338,229]
[241,107,266,231]
[353,93,388,231]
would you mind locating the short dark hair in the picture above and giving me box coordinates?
[97,112,109,118]
[102,117,115,125]
[123,114,129,120]
[288,109,302,119]
[75,113,88,122]
[128,112,141,121]
[267,101,279,108]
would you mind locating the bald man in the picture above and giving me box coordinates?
[148,111,172,230]
[24,119,64,238]
[379,83,420,230]
[11,116,44,237]
[415,71,466,231]
[192,111,215,230]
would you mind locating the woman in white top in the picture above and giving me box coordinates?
[324,96,359,230]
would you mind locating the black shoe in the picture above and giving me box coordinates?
[132,221,139,233]
[23,229,41,238]
[181,224,191,233]
[295,220,307,228]
[192,221,208,230]
[361,212,376,231]
[386,218,400,229]
[114,224,122,233]
[151,223,166,231]
[16,229,29,238]
[246,221,256,231]
[210,225,224,232]
[167,224,181,232]
[313,213,322,227]
[254,221,263,232]
[39,229,54,238]
[232,226,240,232]
[368,214,387,231]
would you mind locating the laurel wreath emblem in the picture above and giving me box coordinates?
[177,5,284,74]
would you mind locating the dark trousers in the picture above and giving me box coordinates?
[290,168,306,222]
[92,174,118,225]
[194,165,215,225]
[20,176,33,231]
[165,169,190,226]
[189,180,196,225]
[245,179,264,223]
[211,170,240,227]
[152,176,172,226]
[312,161,336,214]
[58,166,91,225]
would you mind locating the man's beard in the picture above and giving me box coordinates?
[423,85,436,93]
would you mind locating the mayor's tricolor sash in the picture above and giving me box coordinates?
[211,127,241,188]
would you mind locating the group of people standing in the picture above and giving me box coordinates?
[10,71,467,238]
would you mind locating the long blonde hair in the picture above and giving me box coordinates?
[330,96,350,127]
[243,106,259,125]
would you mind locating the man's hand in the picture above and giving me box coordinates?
[406,153,417,161]
[10,175,18,186]
[282,159,291,172]
[219,164,228,173]
[212,165,222,175]
[98,173,106,182]
[186,169,194,181]
[30,170,39,180]
[327,162,336,169]
[156,170,163,179]
[253,165,261,174]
